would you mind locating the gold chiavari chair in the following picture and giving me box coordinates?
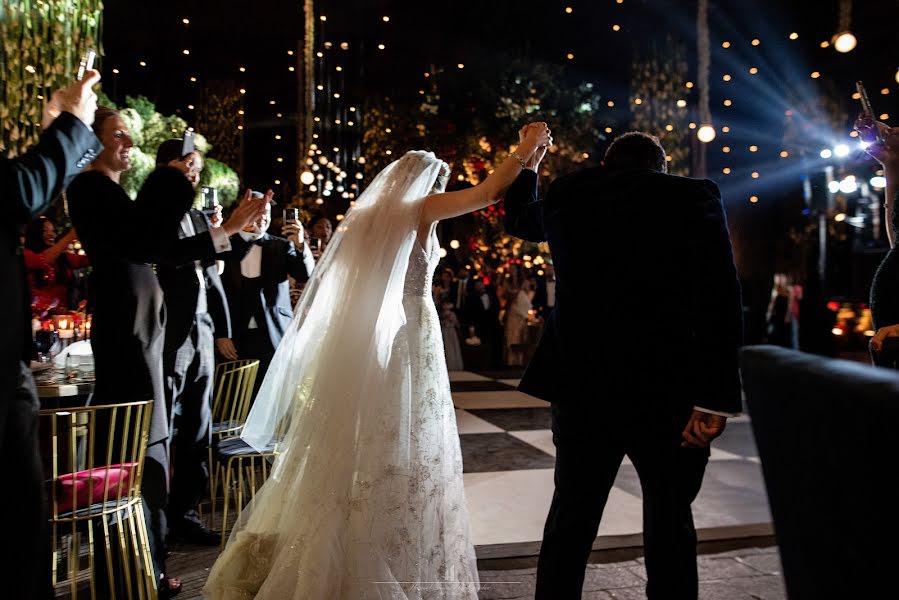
[205,359,259,527]
[215,412,291,548]
[41,401,156,600]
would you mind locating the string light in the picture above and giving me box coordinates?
[750,196,759,203]
[112,68,120,74]
[607,100,615,107]
[182,18,190,25]
[565,6,573,13]
[810,71,821,79]
[604,127,613,133]
[697,125,716,143]
[789,32,799,40]
[634,98,643,105]
[382,16,390,22]
[139,61,147,67]
[780,150,790,158]
[749,67,758,75]
[239,67,246,72]
[882,88,890,95]
[751,38,760,46]
[457,63,465,69]
[182,49,190,55]
[880,113,890,120]
[288,50,294,56]
[833,32,856,53]
[612,24,621,31]
[275,179,281,185]
[820,41,830,48]
[289,66,295,72]
[749,145,758,152]
[722,41,731,48]
[566,53,574,60]
[722,126,730,133]
[723,99,732,106]
[722,146,731,153]
[688,122,697,129]
[722,74,732,81]
[723,168,731,174]
[751,171,760,178]
[378,44,386,50]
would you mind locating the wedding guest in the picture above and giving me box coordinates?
[214,200,314,387]
[466,278,502,368]
[504,277,533,366]
[434,268,454,305]
[440,300,464,370]
[308,214,333,261]
[765,273,799,348]
[23,217,89,311]
[67,107,266,598]
[858,115,899,366]
[153,140,233,547]
[1,70,101,600]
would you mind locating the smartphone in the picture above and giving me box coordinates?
[856,81,884,143]
[77,49,97,81]
[284,208,299,224]
[200,186,219,212]
[181,130,195,158]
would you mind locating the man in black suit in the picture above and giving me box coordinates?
[1,71,102,599]
[532,262,557,319]
[214,201,314,385]
[464,278,502,370]
[504,130,743,599]
[154,140,235,545]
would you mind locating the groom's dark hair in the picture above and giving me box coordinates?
[603,132,667,173]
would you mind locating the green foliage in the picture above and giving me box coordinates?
[0,0,103,157]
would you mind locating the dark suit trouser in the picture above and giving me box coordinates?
[0,363,53,599]
[235,328,275,398]
[536,402,709,600]
[164,312,214,527]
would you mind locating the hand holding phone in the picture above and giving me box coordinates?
[856,81,884,144]
[181,130,195,158]
[77,49,97,82]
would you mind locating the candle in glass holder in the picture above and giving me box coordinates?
[85,318,92,340]
[58,318,74,339]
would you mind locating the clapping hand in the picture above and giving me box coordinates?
[43,70,101,129]
[222,189,271,236]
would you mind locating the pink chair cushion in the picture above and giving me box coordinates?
[54,462,139,513]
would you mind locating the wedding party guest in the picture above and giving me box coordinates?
[466,278,503,368]
[308,213,333,261]
[765,273,799,348]
[23,217,89,311]
[214,199,314,387]
[859,115,899,366]
[440,300,464,370]
[154,140,233,546]
[452,267,472,312]
[1,70,101,600]
[505,129,742,598]
[67,108,267,598]
[504,277,533,366]
[434,267,454,305]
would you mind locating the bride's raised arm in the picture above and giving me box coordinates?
[420,122,552,225]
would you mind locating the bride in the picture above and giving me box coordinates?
[204,122,552,599]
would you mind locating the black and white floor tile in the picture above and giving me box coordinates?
[450,371,772,558]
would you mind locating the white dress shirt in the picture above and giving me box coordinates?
[180,213,230,314]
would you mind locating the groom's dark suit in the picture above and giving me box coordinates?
[504,167,743,599]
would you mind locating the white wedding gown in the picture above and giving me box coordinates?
[204,153,479,599]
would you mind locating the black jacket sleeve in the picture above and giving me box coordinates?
[503,169,546,243]
[284,239,312,283]
[2,112,101,222]
[687,180,744,414]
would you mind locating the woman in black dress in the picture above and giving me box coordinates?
[861,116,899,365]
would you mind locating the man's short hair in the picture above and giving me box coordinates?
[156,138,188,166]
[603,132,668,173]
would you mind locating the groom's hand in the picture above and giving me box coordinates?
[680,410,727,448]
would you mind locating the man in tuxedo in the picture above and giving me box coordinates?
[154,140,235,545]
[504,130,743,599]
[464,278,502,369]
[214,202,314,385]
[1,72,101,599]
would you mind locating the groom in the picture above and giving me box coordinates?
[503,129,743,599]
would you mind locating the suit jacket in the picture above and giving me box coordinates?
[1,112,100,383]
[503,167,743,415]
[465,285,501,336]
[216,233,314,350]
[156,209,232,354]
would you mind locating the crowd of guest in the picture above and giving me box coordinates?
[433,258,557,371]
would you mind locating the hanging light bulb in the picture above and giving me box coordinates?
[895,67,899,85]
[833,31,857,53]
[697,124,716,143]
[300,171,315,185]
